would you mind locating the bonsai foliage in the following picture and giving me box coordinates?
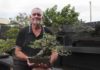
[0,27,18,54]
[0,39,15,54]
[28,32,71,64]
[4,27,19,39]
[30,33,56,48]
[29,33,71,57]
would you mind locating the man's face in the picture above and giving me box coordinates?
[30,9,43,25]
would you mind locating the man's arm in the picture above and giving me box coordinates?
[15,46,28,61]
[15,46,35,66]
[15,28,28,61]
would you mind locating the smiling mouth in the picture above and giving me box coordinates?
[32,19,41,24]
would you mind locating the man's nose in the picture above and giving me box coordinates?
[34,15,38,17]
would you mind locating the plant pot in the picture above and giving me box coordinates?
[28,56,50,64]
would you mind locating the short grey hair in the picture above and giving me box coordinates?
[31,8,43,16]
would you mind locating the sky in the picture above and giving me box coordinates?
[0,0,100,22]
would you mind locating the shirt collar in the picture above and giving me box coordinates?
[28,24,43,34]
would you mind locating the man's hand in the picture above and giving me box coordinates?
[50,50,58,64]
[38,63,49,68]
[27,58,35,66]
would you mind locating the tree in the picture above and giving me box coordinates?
[43,4,79,29]
[60,4,79,25]
[9,13,29,29]
[43,5,58,27]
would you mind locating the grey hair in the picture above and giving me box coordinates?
[31,8,43,16]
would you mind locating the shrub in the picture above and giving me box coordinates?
[0,39,16,54]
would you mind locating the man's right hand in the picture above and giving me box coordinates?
[27,58,35,66]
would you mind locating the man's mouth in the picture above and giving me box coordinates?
[33,19,41,24]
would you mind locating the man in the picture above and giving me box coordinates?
[13,8,58,70]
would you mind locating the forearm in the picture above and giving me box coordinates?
[15,47,28,61]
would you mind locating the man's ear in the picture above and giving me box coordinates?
[29,15,31,19]
[29,15,31,20]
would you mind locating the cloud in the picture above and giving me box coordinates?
[0,0,100,22]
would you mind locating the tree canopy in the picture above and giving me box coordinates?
[43,4,79,28]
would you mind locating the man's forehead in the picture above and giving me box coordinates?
[31,8,43,14]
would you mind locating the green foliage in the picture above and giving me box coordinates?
[28,33,70,56]
[60,5,79,24]
[4,27,19,39]
[0,39,16,54]
[43,4,79,28]
[43,5,58,26]
[0,27,19,54]
[29,33,57,49]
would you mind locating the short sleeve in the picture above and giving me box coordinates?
[16,29,25,48]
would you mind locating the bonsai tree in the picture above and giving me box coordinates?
[27,32,71,64]
[0,39,15,54]
[0,27,19,55]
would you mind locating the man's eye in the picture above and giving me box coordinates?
[33,13,41,16]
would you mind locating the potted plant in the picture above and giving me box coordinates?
[0,39,15,58]
[27,33,71,64]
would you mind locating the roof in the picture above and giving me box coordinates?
[0,18,10,24]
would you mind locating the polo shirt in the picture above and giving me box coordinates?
[16,26,52,57]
